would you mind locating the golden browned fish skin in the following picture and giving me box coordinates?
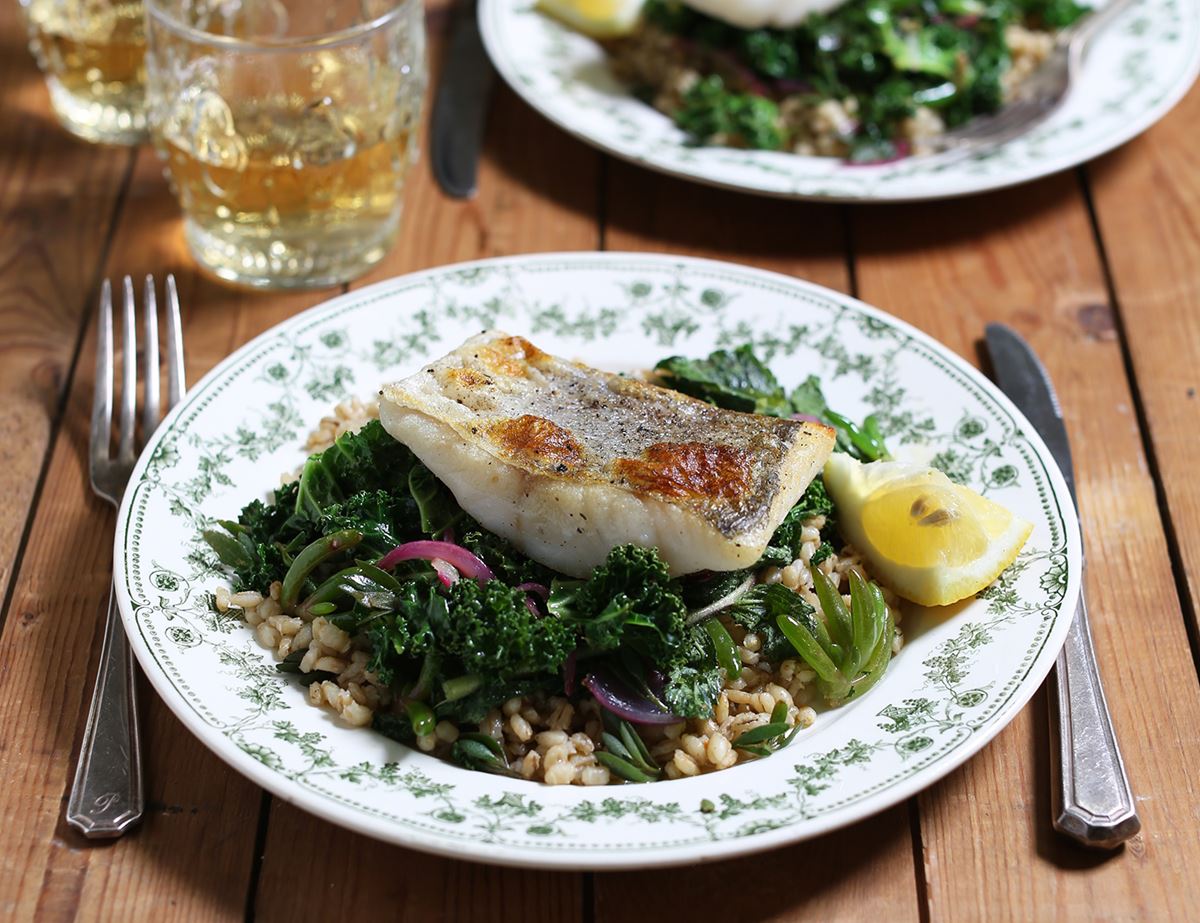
[379,331,835,576]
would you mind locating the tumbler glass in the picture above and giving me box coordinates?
[20,0,148,144]
[144,0,426,289]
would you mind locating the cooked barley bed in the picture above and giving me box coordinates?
[217,398,903,785]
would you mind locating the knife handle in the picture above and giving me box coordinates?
[1050,595,1140,849]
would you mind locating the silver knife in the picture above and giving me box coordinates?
[431,0,494,199]
[985,323,1141,849]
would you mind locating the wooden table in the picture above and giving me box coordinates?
[4,1,1200,918]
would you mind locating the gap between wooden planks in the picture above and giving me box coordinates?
[1088,84,1200,662]
[0,0,133,618]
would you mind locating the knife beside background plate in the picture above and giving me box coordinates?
[985,323,1141,850]
[432,0,495,199]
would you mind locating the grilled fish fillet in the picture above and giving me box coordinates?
[378,331,835,577]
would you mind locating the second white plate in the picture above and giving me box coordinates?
[479,0,1200,201]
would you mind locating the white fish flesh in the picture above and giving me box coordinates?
[379,331,835,577]
[678,0,848,30]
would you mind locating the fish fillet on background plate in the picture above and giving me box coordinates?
[379,331,835,576]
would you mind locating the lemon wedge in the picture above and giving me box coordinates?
[536,0,643,38]
[823,454,1033,607]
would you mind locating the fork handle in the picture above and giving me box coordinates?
[66,585,144,838]
[1050,594,1140,849]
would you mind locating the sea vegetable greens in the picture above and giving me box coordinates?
[638,0,1090,161]
[205,346,895,781]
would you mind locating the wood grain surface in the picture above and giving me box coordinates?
[1,2,1199,918]
[1089,85,1200,649]
[852,175,1200,921]
[0,1,133,605]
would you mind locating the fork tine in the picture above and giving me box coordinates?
[164,274,186,409]
[142,276,160,439]
[117,276,137,463]
[90,280,114,470]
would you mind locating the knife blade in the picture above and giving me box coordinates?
[985,323,1141,849]
[431,0,494,199]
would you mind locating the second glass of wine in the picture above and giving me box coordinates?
[144,0,426,289]
[20,0,148,144]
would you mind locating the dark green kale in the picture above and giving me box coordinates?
[726,583,817,663]
[434,580,575,678]
[675,75,785,150]
[204,420,431,590]
[663,664,724,718]
[459,525,556,586]
[640,0,1089,159]
[680,568,755,610]
[655,346,890,460]
[758,478,836,567]
[548,545,687,663]
[293,420,417,522]
[654,345,794,416]
[364,581,441,684]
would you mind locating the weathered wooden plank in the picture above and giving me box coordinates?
[0,140,325,920]
[250,13,601,920]
[851,172,1200,921]
[1088,84,1200,644]
[593,160,923,923]
[0,0,133,606]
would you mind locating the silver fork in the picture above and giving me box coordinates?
[925,0,1136,158]
[66,275,185,839]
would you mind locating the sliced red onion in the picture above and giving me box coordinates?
[582,669,678,726]
[430,559,459,588]
[515,582,549,600]
[376,540,496,582]
[522,596,541,617]
[790,413,824,423]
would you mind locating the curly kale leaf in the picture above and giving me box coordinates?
[548,545,687,662]
[664,664,724,718]
[654,348,889,460]
[459,525,556,587]
[726,583,817,664]
[293,419,417,522]
[675,75,784,151]
[655,344,793,417]
[434,580,574,679]
[758,478,836,567]
[204,421,474,592]
[365,581,442,684]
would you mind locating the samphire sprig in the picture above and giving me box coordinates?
[776,569,894,706]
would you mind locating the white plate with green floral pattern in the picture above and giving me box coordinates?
[478,0,1199,201]
[115,253,1080,869]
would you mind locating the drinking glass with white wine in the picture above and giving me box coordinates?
[20,0,148,144]
[144,0,426,289]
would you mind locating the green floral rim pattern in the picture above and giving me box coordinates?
[114,253,1081,869]
[478,0,1200,202]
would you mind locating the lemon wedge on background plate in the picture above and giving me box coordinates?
[824,454,1033,607]
[536,0,643,38]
